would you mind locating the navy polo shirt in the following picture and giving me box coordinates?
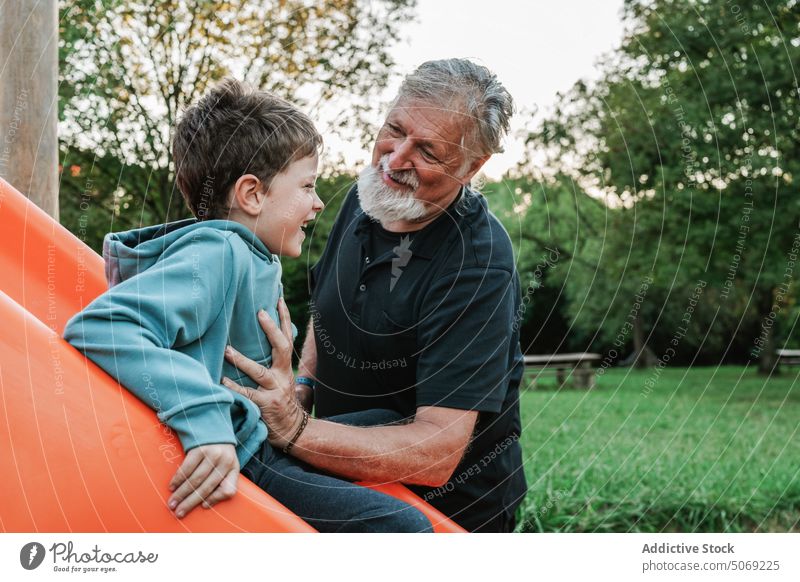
[309,184,528,532]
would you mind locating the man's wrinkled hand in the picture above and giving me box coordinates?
[222,297,304,448]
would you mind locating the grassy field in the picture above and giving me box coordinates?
[516,366,800,532]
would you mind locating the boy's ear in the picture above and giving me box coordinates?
[231,174,266,216]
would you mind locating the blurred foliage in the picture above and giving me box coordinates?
[487,175,605,355]
[58,0,415,232]
[517,0,800,369]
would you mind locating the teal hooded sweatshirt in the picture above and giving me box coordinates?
[64,219,295,467]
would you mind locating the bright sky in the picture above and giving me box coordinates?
[323,0,627,179]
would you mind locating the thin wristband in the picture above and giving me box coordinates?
[295,376,316,389]
[282,409,309,455]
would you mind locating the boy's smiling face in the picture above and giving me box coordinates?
[254,154,323,258]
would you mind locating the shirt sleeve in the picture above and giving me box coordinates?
[415,266,517,413]
[63,230,240,452]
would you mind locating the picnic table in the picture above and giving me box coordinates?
[523,352,601,390]
[775,349,800,371]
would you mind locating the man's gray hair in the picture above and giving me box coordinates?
[396,58,514,159]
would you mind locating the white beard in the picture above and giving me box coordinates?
[356,156,429,223]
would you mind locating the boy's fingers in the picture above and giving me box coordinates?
[175,481,212,516]
[168,450,203,493]
[202,469,239,509]
[175,454,239,519]
[169,460,213,512]
[175,466,223,519]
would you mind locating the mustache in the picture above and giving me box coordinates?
[380,155,419,190]
[356,160,429,223]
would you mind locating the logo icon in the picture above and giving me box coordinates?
[20,542,46,570]
[390,235,413,292]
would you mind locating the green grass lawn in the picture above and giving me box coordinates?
[517,366,800,532]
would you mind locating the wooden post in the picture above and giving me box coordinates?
[0,1,59,219]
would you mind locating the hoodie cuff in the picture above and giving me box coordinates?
[162,402,237,452]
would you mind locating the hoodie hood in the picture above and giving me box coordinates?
[103,218,275,287]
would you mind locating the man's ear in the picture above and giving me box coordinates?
[231,174,266,217]
[459,154,491,185]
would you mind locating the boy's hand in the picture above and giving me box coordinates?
[168,444,239,519]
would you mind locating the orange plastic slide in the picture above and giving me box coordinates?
[0,177,464,533]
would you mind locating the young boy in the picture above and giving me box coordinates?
[64,79,431,533]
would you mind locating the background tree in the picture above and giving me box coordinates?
[58,0,415,246]
[522,0,800,371]
[488,173,609,356]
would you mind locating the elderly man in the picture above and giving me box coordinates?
[225,59,527,532]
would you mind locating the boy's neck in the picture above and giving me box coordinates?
[224,208,257,234]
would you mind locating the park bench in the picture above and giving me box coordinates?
[523,352,601,390]
[775,349,800,371]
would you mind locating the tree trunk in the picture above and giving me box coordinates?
[0,1,59,218]
[757,288,778,376]
[632,314,658,369]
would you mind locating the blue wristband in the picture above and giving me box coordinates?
[295,376,316,390]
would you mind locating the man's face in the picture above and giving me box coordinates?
[363,98,482,224]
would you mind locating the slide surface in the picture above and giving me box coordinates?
[0,178,464,533]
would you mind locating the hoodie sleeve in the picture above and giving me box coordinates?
[64,229,241,452]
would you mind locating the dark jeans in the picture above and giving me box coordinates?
[242,409,432,533]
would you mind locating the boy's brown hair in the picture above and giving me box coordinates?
[173,78,322,220]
